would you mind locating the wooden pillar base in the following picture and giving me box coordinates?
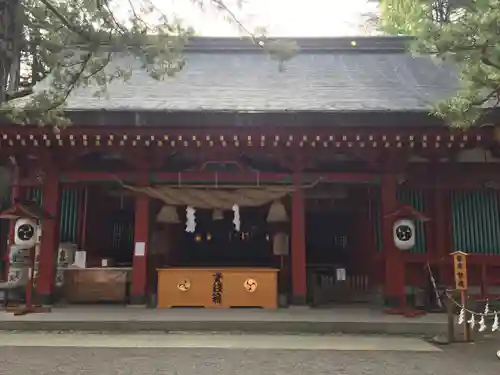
[383,307,426,317]
[384,295,426,317]
[129,294,147,305]
[291,295,307,305]
[384,295,404,309]
[37,293,55,306]
[6,305,51,315]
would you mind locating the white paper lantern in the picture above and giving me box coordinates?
[14,218,38,248]
[393,219,415,250]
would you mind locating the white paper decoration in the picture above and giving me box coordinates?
[185,206,196,233]
[232,204,240,232]
[457,298,500,333]
[393,219,415,250]
[14,218,38,248]
[458,307,465,325]
[468,314,475,329]
[479,315,487,332]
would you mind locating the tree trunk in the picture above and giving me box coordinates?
[0,0,21,105]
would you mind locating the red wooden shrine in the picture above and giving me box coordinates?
[1,36,500,309]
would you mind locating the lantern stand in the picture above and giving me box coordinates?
[0,200,53,316]
[383,204,430,318]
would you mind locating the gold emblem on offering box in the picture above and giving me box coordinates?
[244,278,257,293]
[177,279,191,292]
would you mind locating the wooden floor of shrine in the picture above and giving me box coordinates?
[0,305,448,336]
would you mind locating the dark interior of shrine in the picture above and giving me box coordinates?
[306,211,353,267]
[175,206,274,267]
[85,183,363,281]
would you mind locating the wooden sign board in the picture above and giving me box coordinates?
[451,251,468,290]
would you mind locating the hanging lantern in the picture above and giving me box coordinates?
[14,218,39,248]
[266,200,288,222]
[156,205,180,224]
[212,209,224,221]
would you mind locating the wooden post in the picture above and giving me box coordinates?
[36,169,61,306]
[460,290,472,342]
[81,187,89,250]
[433,180,451,291]
[291,173,307,305]
[25,246,36,309]
[380,173,405,309]
[452,251,471,342]
[130,176,150,305]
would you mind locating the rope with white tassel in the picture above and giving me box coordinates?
[451,297,499,333]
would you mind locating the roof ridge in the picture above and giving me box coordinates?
[184,36,414,53]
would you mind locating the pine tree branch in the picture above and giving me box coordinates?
[38,0,94,42]
[5,88,33,101]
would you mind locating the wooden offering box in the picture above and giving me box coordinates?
[63,268,130,303]
[157,267,278,309]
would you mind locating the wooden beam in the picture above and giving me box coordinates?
[0,126,489,152]
[57,170,380,184]
[403,252,500,266]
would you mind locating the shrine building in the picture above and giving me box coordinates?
[1,36,500,309]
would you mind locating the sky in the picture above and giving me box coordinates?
[129,0,380,36]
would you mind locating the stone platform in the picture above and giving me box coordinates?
[0,305,448,336]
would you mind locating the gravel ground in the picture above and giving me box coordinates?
[0,337,498,375]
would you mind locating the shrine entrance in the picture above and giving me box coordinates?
[305,185,374,306]
[174,206,274,268]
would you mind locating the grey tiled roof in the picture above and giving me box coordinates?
[34,37,460,112]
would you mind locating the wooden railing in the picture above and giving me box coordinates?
[307,267,372,305]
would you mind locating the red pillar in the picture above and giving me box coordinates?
[37,170,61,305]
[434,186,446,265]
[291,173,307,305]
[380,173,405,308]
[130,192,150,305]
[8,166,20,244]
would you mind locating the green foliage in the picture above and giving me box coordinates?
[264,40,300,72]
[0,0,195,127]
[379,0,429,35]
[380,0,500,128]
[0,0,298,128]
